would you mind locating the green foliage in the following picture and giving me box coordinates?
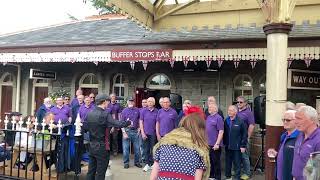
[49,89,70,102]
[88,0,116,14]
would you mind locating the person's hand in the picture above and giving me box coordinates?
[213,144,220,151]
[110,127,114,133]
[123,132,129,139]
[240,148,246,153]
[142,133,147,140]
[267,148,278,157]
[157,135,161,141]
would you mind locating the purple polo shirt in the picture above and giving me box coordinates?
[50,105,72,123]
[78,104,95,122]
[121,107,140,129]
[105,107,111,113]
[71,97,78,107]
[206,113,224,146]
[108,102,122,120]
[237,107,255,129]
[140,108,158,136]
[156,107,178,137]
[292,128,320,180]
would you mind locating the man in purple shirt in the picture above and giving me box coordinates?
[140,97,158,172]
[139,99,148,163]
[206,103,224,180]
[50,97,72,123]
[108,93,123,156]
[236,96,255,179]
[267,110,299,180]
[79,96,94,122]
[120,97,142,169]
[71,89,83,107]
[156,97,178,141]
[292,105,320,180]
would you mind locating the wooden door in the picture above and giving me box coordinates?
[82,88,98,97]
[1,86,13,119]
[34,87,48,114]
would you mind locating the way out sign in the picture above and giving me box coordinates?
[29,69,56,80]
[111,49,172,61]
[288,69,320,90]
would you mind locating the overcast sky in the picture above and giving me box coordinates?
[0,0,98,35]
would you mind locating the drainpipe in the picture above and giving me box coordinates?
[6,63,21,112]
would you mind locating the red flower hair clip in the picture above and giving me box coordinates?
[184,106,205,120]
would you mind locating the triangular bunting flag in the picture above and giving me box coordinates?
[206,59,212,68]
[250,59,257,69]
[304,58,311,68]
[169,59,175,68]
[183,60,188,68]
[93,61,98,66]
[233,58,240,68]
[130,61,135,70]
[142,61,148,70]
[287,58,293,68]
[217,58,224,68]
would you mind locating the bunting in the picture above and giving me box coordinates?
[250,59,257,69]
[130,61,135,70]
[142,61,148,70]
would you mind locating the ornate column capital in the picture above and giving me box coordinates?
[263,23,293,35]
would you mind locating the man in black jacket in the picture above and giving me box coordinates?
[267,110,299,180]
[223,105,247,180]
[84,94,131,180]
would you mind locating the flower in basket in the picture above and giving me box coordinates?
[49,89,71,102]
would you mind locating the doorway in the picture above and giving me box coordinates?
[32,79,49,114]
[1,86,13,119]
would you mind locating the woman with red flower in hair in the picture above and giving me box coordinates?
[150,106,210,180]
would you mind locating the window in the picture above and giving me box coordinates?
[113,74,126,97]
[233,74,253,101]
[0,73,14,86]
[259,75,266,96]
[3,74,13,83]
[79,73,98,88]
[147,74,171,90]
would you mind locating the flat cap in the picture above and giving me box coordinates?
[95,94,110,104]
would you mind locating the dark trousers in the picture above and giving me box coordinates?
[143,134,156,166]
[225,148,241,180]
[209,146,221,180]
[111,130,119,154]
[87,142,110,180]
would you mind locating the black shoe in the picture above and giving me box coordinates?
[124,164,129,169]
[135,163,142,168]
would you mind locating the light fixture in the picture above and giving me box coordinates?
[206,69,218,72]
[184,69,194,72]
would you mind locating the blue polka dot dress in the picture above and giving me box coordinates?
[154,144,206,180]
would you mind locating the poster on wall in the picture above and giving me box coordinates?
[288,69,320,90]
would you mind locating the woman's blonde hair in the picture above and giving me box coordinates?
[179,113,208,149]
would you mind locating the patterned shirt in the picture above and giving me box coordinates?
[154,145,206,180]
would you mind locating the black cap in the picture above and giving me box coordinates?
[10,112,22,117]
[95,94,110,104]
[127,97,134,101]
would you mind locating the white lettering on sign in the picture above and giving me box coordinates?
[111,50,172,61]
[293,76,307,83]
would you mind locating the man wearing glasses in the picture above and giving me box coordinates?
[267,110,300,180]
[63,96,71,107]
[292,105,320,180]
[236,96,255,180]
[89,93,95,105]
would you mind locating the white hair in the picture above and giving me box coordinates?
[286,101,296,110]
[229,105,238,112]
[183,100,192,105]
[297,105,319,124]
[284,110,296,119]
[44,97,51,103]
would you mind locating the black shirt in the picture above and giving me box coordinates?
[83,106,130,143]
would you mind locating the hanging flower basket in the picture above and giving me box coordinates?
[49,89,70,102]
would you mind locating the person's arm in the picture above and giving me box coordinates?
[150,161,159,180]
[140,119,147,140]
[156,121,161,141]
[248,124,255,139]
[214,130,224,150]
[240,121,248,152]
[173,111,178,128]
[194,169,204,180]
[248,112,255,138]
[105,113,130,128]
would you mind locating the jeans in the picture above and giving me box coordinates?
[225,148,242,180]
[143,134,156,166]
[87,142,110,180]
[209,146,221,180]
[140,136,146,162]
[241,141,251,176]
[111,130,119,154]
[122,129,141,165]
